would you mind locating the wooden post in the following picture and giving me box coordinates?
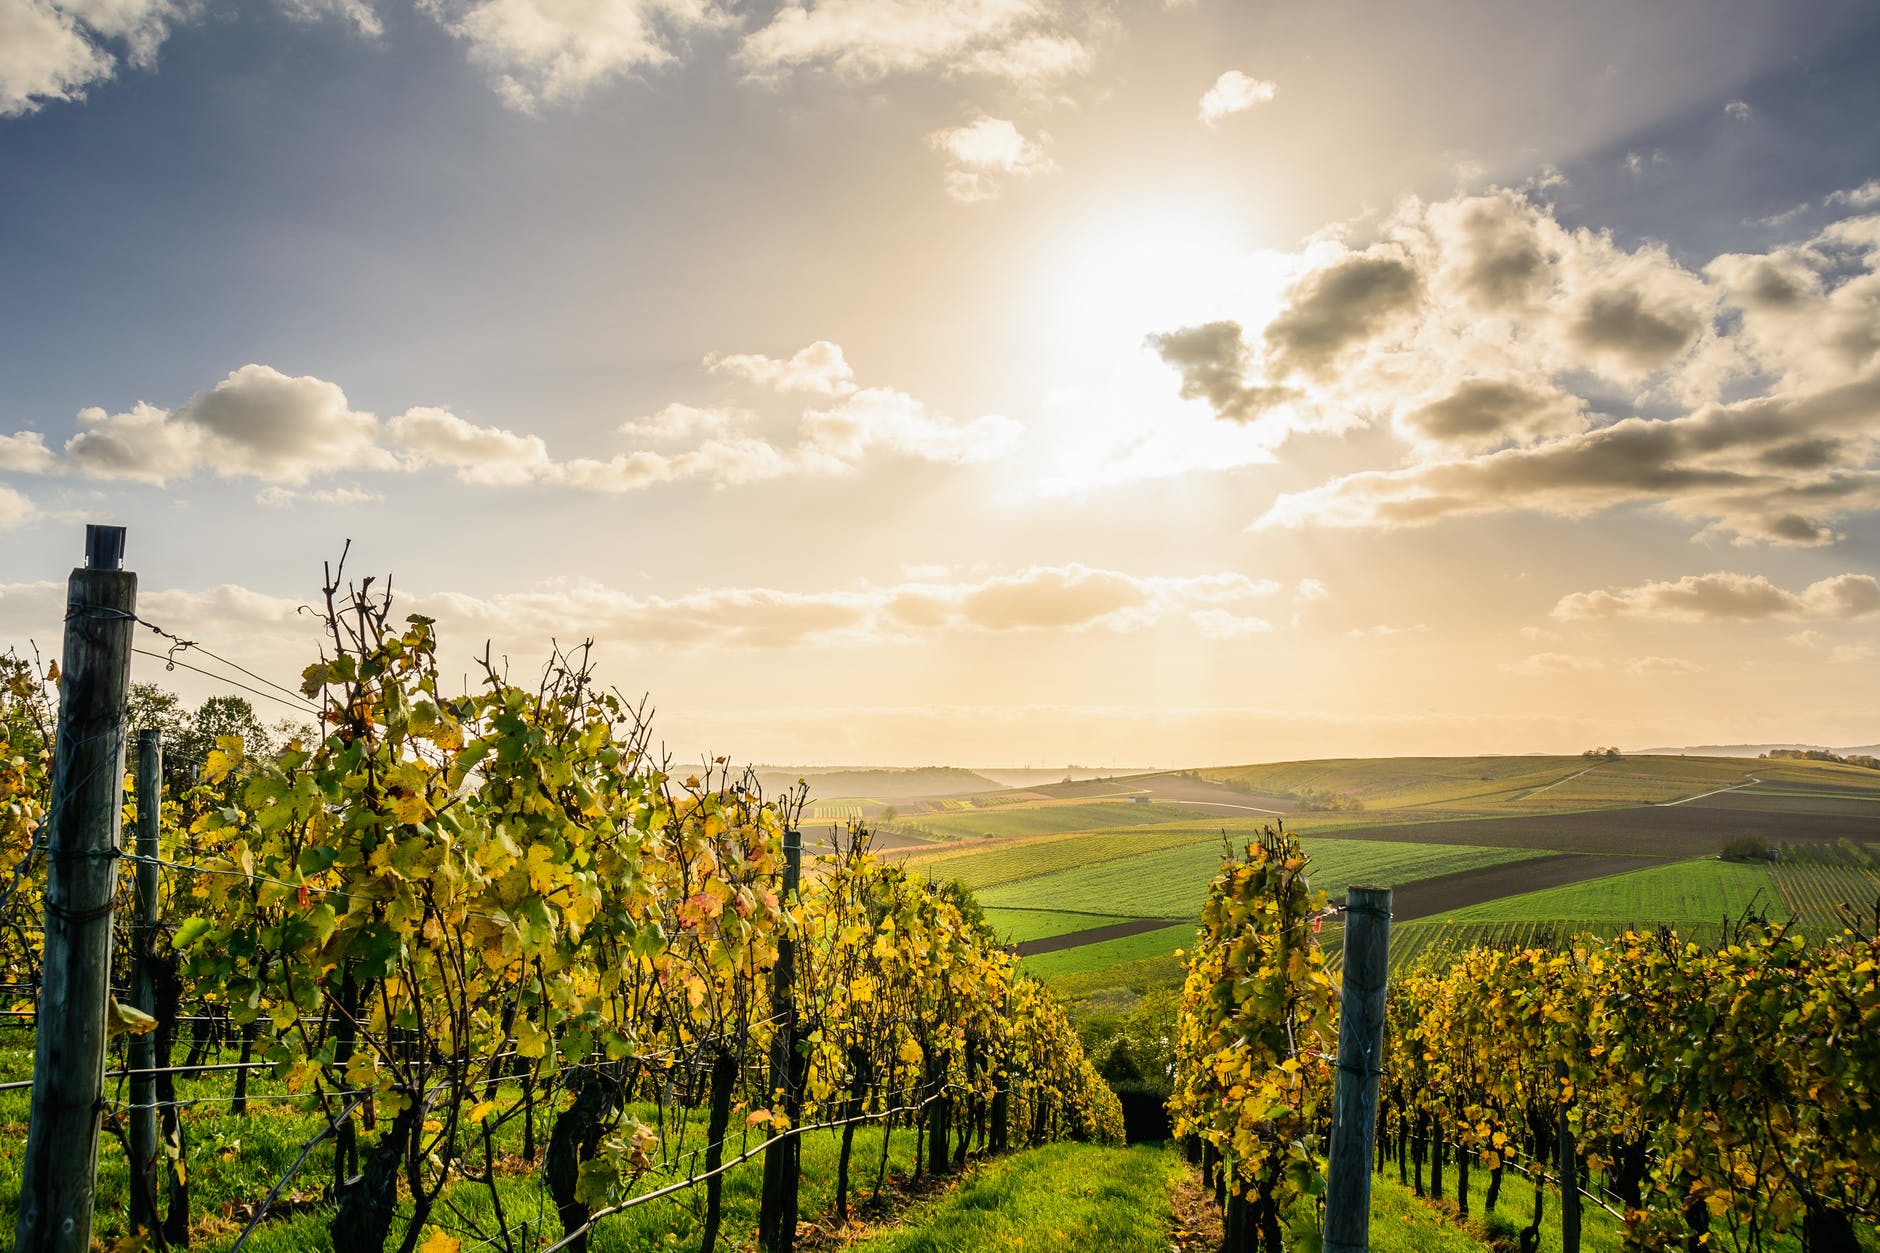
[1558,1107,1581,1253]
[759,827,803,1253]
[129,728,162,1236]
[1323,886,1391,1253]
[16,525,137,1253]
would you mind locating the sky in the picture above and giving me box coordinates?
[2,0,1879,767]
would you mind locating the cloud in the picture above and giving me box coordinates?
[0,487,37,531]
[386,406,553,485]
[0,0,185,116]
[277,0,382,35]
[737,0,1091,85]
[706,341,856,397]
[1724,99,1752,121]
[1198,69,1275,127]
[1192,609,1273,639]
[552,438,847,492]
[1552,571,1880,622]
[0,432,57,473]
[1263,249,1423,378]
[1827,179,1880,210]
[1293,578,1328,601]
[6,343,1019,496]
[64,364,396,485]
[928,116,1053,202]
[799,386,1022,463]
[255,485,380,508]
[1396,377,1585,451]
[617,402,751,440]
[418,0,724,109]
[1830,643,1876,664]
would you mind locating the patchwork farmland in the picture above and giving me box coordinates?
[837,753,1880,1010]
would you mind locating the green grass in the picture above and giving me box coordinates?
[0,1027,930,1253]
[979,838,1545,920]
[1043,952,1189,1017]
[1362,1174,1499,1252]
[854,1142,1184,1253]
[1019,924,1198,979]
[984,907,1130,944]
[1426,858,1774,927]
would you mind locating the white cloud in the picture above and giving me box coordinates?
[1192,609,1273,639]
[0,0,174,116]
[801,386,1021,464]
[1192,187,1880,547]
[1293,577,1328,601]
[737,0,1091,86]
[618,402,751,440]
[0,432,57,473]
[927,116,1053,203]
[62,364,395,485]
[277,0,382,34]
[255,485,380,508]
[1827,179,1880,210]
[1724,99,1752,121]
[1198,69,1275,127]
[0,487,37,531]
[1552,572,1880,622]
[552,438,848,492]
[386,406,553,485]
[6,343,1019,496]
[706,341,857,397]
[1830,643,1876,664]
[418,0,723,109]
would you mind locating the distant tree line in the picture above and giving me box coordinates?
[1760,747,1880,770]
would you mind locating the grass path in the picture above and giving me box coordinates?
[851,1142,1184,1252]
[849,1142,1500,1253]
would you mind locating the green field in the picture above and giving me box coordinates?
[984,907,1132,944]
[980,837,1547,919]
[1424,857,1775,927]
[1018,923,1197,979]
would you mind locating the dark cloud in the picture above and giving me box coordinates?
[1567,287,1705,372]
[1399,378,1584,449]
[1447,194,1550,310]
[1147,321,1293,421]
[1263,252,1423,377]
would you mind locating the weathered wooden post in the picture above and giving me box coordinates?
[16,524,137,1253]
[1323,886,1392,1253]
[129,728,162,1236]
[759,826,803,1253]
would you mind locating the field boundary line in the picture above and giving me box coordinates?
[1655,775,1761,807]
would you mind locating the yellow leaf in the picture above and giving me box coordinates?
[468,1100,494,1124]
[105,997,158,1041]
[418,1231,461,1253]
[745,1108,773,1127]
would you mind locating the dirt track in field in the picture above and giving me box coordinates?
[1382,853,1669,922]
[1014,853,1667,955]
[1013,916,1188,956]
